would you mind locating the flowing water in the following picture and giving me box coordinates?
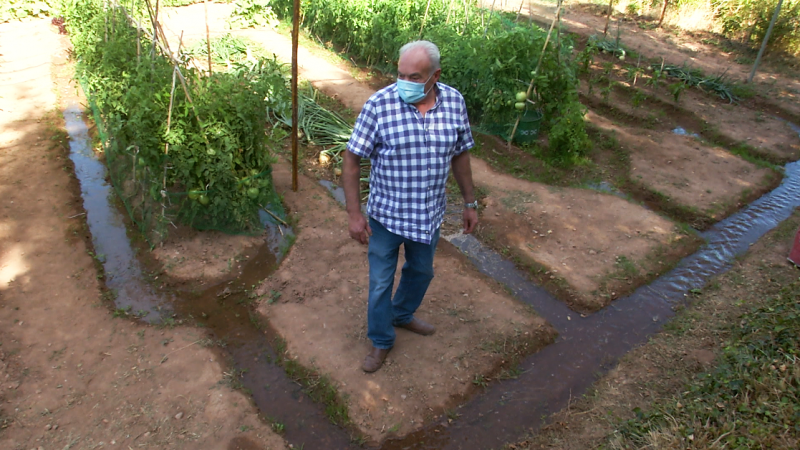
[66,95,800,450]
[64,101,353,449]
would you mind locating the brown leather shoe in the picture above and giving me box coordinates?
[397,317,435,336]
[362,346,391,373]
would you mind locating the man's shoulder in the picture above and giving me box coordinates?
[365,84,398,109]
[436,82,466,104]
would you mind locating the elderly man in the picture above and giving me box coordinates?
[343,40,478,373]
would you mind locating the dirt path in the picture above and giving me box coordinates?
[514,0,800,119]
[0,19,286,450]
[159,3,374,113]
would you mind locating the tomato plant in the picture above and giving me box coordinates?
[62,0,289,243]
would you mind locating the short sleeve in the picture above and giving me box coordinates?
[347,100,380,158]
[454,95,475,156]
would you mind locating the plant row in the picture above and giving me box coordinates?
[271,0,591,165]
[62,0,291,242]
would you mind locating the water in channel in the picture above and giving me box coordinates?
[64,102,353,449]
[67,94,800,450]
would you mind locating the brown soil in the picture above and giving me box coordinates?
[0,19,286,450]
[581,73,800,164]
[515,0,800,117]
[151,228,265,285]
[510,208,800,449]
[254,162,556,442]
[471,158,692,312]
[586,109,777,218]
[4,2,799,449]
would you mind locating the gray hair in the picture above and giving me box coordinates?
[399,40,441,71]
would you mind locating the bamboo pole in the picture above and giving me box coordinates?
[204,0,212,75]
[603,0,613,36]
[291,0,300,191]
[419,0,433,38]
[507,1,562,149]
[483,0,497,39]
[446,0,454,24]
[748,0,783,83]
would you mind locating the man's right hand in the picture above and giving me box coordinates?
[348,213,372,245]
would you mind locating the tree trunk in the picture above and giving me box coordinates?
[658,0,669,27]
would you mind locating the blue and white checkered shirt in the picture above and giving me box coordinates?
[347,82,475,244]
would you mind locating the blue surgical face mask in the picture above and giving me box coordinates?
[396,74,434,104]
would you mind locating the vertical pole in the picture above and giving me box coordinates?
[291,0,300,191]
[483,0,497,39]
[204,0,212,75]
[419,0,433,38]
[603,0,613,36]
[657,0,668,27]
[748,0,783,83]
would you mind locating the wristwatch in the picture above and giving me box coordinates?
[464,201,478,209]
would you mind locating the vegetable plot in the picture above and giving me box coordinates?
[62,0,290,245]
[271,0,591,166]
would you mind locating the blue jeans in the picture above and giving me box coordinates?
[367,217,440,349]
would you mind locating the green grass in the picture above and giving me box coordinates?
[608,279,800,449]
[271,337,353,429]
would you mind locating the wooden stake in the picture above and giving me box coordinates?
[748,0,783,83]
[483,0,497,39]
[657,0,669,27]
[603,0,613,36]
[204,0,212,75]
[419,0,433,38]
[291,0,300,192]
[508,1,562,149]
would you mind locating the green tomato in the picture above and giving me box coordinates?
[206,148,216,156]
[188,190,200,200]
[246,187,260,199]
[514,102,526,111]
[198,194,210,206]
[515,91,527,102]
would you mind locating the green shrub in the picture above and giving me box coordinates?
[271,0,590,165]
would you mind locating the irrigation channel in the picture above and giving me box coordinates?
[66,98,800,449]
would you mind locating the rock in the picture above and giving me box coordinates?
[174,412,183,420]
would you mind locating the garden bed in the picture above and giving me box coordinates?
[254,162,557,442]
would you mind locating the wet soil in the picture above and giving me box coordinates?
[4,3,800,450]
[511,207,800,449]
[471,158,695,312]
[255,162,556,442]
[0,19,287,450]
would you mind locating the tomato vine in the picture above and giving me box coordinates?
[62,0,290,244]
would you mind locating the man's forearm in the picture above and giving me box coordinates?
[343,150,363,216]
[451,151,475,203]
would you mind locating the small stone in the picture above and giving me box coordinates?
[52,424,58,430]
[45,424,52,431]
[174,412,183,420]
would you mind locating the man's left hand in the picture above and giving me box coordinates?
[462,207,478,234]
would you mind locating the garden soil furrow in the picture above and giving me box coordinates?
[0,18,287,450]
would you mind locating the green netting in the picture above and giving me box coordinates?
[65,0,289,247]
